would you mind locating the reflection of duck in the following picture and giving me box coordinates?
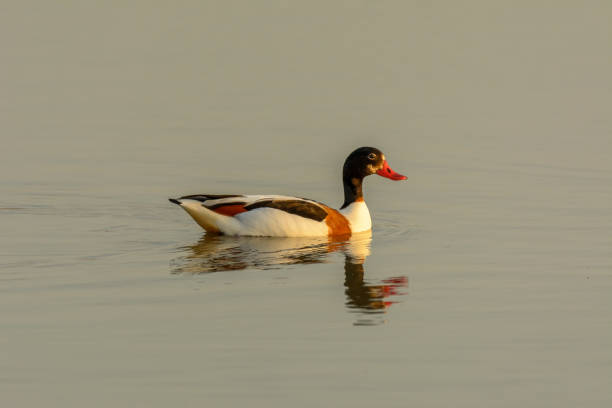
[344,259,408,315]
[171,232,407,323]
[171,232,371,273]
[169,147,406,237]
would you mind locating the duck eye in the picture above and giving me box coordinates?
[367,153,376,160]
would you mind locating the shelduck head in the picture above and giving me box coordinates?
[343,146,407,181]
[341,147,406,208]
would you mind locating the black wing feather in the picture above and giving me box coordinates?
[179,194,244,202]
[244,199,328,222]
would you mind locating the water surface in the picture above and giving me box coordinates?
[1,2,611,407]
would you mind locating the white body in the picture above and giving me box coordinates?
[177,195,372,237]
[339,202,372,233]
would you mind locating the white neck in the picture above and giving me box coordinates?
[340,201,372,233]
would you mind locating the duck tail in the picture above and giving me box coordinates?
[169,198,223,234]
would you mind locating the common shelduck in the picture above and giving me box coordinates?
[169,147,406,237]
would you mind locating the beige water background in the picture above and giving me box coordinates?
[1,2,611,407]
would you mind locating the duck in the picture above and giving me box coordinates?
[169,146,406,237]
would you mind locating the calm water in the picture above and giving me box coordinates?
[2,2,611,407]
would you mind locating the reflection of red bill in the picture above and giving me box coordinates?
[383,276,408,285]
[380,276,409,303]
